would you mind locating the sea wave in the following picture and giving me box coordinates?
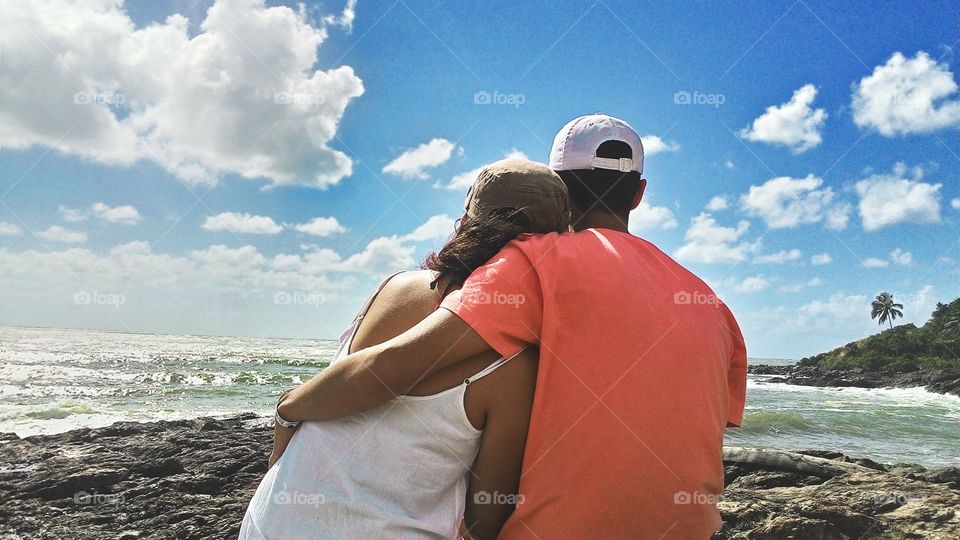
[9,401,100,421]
[738,410,813,433]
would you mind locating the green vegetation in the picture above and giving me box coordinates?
[800,297,960,374]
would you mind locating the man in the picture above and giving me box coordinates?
[279,114,747,538]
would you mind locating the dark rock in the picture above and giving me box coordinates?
[1,415,957,539]
[748,363,960,397]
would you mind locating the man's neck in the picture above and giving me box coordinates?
[572,212,631,233]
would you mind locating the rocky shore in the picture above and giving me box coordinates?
[1,414,959,539]
[749,364,960,398]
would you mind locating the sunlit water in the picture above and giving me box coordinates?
[1,327,958,467]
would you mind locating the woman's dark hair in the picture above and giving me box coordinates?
[422,207,533,288]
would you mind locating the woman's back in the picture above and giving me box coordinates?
[241,271,537,539]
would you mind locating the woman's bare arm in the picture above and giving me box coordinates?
[464,349,538,540]
[279,308,490,421]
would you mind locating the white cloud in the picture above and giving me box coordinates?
[798,292,870,323]
[59,203,141,225]
[723,161,735,170]
[855,163,942,231]
[59,206,88,223]
[341,236,416,273]
[293,217,346,237]
[0,212,476,337]
[889,248,913,266]
[383,138,458,180]
[852,51,960,136]
[322,0,357,31]
[740,174,847,229]
[628,201,679,233]
[675,213,759,264]
[734,275,769,293]
[403,214,455,242]
[753,249,802,264]
[639,135,680,155]
[202,212,283,235]
[0,222,22,236]
[0,0,364,188]
[705,195,729,211]
[811,253,833,265]
[862,257,890,268]
[739,84,828,153]
[37,225,87,244]
[437,149,528,191]
[952,198,960,210]
[91,203,141,225]
[778,277,823,293]
[824,203,852,231]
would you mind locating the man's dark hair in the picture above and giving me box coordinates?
[556,140,641,217]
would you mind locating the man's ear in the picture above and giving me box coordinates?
[630,179,648,210]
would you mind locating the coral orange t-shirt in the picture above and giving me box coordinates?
[441,229,747,539]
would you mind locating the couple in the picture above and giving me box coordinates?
[240,114,748,539]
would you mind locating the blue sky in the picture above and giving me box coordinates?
[1,0,958,358]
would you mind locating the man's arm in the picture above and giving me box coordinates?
[279,308,490,422]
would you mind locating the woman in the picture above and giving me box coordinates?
[240,158,570,540]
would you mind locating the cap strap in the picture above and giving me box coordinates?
[590,156,634,172]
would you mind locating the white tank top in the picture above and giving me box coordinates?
[240,273,511,540]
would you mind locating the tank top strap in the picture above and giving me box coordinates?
[463,348,529,385]
[333,270,406,362]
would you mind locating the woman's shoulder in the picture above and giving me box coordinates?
[351,270,441,351]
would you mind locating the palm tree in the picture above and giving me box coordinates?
[871,292,903,329]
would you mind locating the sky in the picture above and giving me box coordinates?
[1,0,959,359]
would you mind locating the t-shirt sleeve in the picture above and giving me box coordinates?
[724,305,748,427]
[440,241,543,358]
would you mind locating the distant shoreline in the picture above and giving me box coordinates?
[749,363,960,398]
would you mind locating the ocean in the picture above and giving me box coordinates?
[1,326,958,468]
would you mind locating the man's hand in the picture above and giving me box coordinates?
[279,308,490,422]
[269,422,298,468]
